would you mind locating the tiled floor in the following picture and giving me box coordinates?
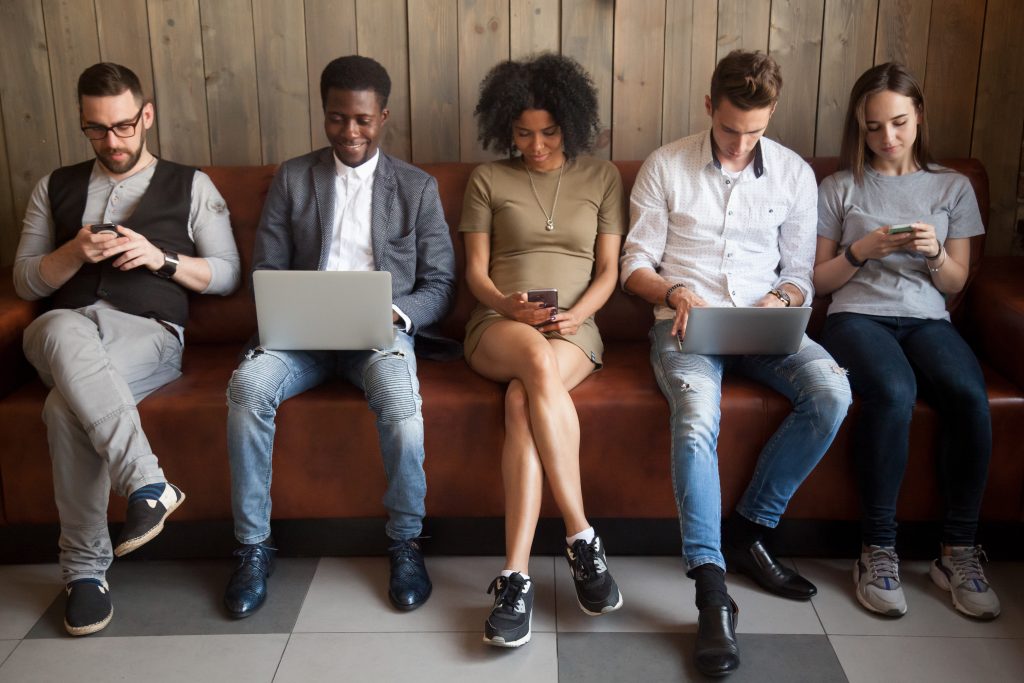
[0,556,1021,682]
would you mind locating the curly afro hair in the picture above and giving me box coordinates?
[474,53,600,160]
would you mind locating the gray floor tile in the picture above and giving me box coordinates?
[293,556,556,633]
[24,558,318,638]
[796,558,1024,638]
[274,632,557,683]
[0,642,18,668]
[557,632,847,682]
[0,564,62,639]
[555,556,823,634]
[0,634,287,683]
[830,634,1024,683]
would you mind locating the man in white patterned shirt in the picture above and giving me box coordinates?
[620,50,851,677]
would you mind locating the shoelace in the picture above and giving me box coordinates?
[234,544,274,573]
[487,575,528,611]
[570,540,599,581]
[948,546,989,584]
[867,548,900,582]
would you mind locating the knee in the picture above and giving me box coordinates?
[938,374,990,416]
[519,343,560,387]
[364,355,420,423]
[227,356,288,414]
[24,310,85,359]
[801,359,854,432]
[41,388,74,428]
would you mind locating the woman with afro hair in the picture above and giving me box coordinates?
[459,53,626,648]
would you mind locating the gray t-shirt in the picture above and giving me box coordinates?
[817,165,983,321]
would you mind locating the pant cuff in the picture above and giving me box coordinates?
[684,554,725,573]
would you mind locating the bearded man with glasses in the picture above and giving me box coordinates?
[13,62,240,636]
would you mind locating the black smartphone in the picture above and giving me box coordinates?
[90,222,124,237]
[527,288,558,310]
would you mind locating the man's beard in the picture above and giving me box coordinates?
[96,130,145,174]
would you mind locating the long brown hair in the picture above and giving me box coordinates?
[838,63,938,184]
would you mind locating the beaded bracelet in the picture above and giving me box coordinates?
[665,283,686,308]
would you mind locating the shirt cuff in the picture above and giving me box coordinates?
[392,304,412,333]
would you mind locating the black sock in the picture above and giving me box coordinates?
[727,514,769,549]
[689,563,730,610]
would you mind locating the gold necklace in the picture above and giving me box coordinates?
[524,160,564,231]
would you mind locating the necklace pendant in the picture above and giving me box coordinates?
[545,219,554,231]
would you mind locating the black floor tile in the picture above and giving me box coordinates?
[25,558,318,639]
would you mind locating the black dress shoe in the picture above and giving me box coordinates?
[725,539,817,600]
[388,539,432,611]
[695,597,740,677]
[224,541,275,618]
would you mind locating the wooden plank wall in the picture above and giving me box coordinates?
[1,0,1021,264]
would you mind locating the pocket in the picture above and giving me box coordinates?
[745,203,786,253]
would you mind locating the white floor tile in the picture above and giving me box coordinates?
[0,564,61,639]
[555,556,824,634]
[293,556,556,633]
[275,632,558,683]
[0,634,287,683]
[0,642,18,668]
[796,558,1024,637]
[830,634,1024,683]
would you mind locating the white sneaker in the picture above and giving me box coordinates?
[929,545,1000,620]
[853,546,907,617]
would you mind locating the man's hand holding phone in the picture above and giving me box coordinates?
[70,223,129,264]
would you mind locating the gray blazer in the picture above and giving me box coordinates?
[252,148,457,355]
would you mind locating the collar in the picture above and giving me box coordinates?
[334,149,380,181]
[706,131,764,178]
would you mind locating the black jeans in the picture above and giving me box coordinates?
[821,313,992,547]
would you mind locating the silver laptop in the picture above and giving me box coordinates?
[679,306,811,355]
[253,270,394,350]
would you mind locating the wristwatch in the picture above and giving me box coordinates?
[768,288,792,307]
[154,251,180,279]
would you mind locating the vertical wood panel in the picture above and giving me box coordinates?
[815,0,878,156]
[356,0,412,162]
[510,0,559,58]
[875,0,932,79]
[717,0,770,62]
[95,0,162,155]
[613,0,665,160]
[922,0,985,158]
[42,0,100,166]
[0,105,18,265]
[200,0,262,165]
[663,0,695,144]
[408,0,460,163]
[252,0,310,164]
[304,0,357,150]
[767,0,825,157]
[686,0,719,136]
[458,0,510,162]
[0,0,61,246]
[562,0,613,158]
[971,0,1024,255]
[148,0,212,166]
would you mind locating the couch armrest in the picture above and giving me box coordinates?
[0,267,41,398]
[965,256,1024,390]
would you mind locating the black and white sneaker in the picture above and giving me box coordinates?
[64,578,113,636]
[114,482,185,557]
[565,535,623,615]
[483,572,534,648]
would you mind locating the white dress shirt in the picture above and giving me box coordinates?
[621,131,818,320]
[326,150,410,330]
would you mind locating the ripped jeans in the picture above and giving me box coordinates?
[226,331,426,543]
[649,319,851,571]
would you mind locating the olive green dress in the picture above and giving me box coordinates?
[459,156,625,365]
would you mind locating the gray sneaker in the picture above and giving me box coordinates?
[929,545,1000,620]
[853,546,907,617]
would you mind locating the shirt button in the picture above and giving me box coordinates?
[727,252,733,257]
[731,290,737,296]
[725,179,731,185]
[728,210,733,215]
[97,288,108,297]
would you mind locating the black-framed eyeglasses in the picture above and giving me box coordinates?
[81,107,144,140]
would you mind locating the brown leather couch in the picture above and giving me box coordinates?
[1,159,1022,532]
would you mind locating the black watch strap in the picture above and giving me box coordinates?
[154,251,180,279]
[844,244,866,268]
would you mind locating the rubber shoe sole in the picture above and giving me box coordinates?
[114,487,186,557]
[483,615,532,648]
[577,591,624,616]
[852,561,906,617]
[65,607,113,636]
[929,560,1000,620]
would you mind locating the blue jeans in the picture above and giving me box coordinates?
[227,331,426,543]
[649,319,851,571]
[821,313,992,547]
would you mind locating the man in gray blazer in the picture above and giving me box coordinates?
[223,56,456,618]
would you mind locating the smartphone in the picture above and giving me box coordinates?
[526,288,558,311]
[888,223,914,235]
[90,222,124,237]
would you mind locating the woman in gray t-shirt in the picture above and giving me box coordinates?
[812,63,999,622]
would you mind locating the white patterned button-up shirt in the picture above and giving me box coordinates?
[621,131,817,320]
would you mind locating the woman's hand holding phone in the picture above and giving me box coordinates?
[849,225,915,261]
[499,291,556,326]
[900,222,941,259]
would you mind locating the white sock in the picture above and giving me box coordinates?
[566,526,596,545]
[501,569,529,580]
